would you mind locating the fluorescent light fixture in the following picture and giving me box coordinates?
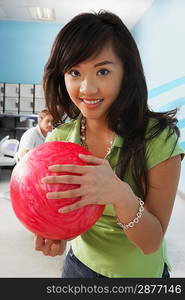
[29,7,55,21]
[0,7,7,18]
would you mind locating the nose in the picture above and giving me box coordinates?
[80,76,98,95]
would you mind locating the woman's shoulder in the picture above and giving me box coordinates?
[56,118,76,130]
[46,119,76,141]
[146,117,176,139]
[145,117,184,169]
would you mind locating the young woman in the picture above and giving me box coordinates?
[34,11,184,278]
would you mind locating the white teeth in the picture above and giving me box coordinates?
[81,99,102,104]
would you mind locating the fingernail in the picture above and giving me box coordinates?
[58,208,67,213]
[48,165,54,170]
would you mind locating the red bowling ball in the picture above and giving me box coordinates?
[10,141,105,240]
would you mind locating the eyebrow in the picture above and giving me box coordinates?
[94,60,114,67]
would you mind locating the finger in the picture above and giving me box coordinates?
[48,164,89,174]
[51,240,67,256]
[46,187,83,199]
[34,235,45,251]
[58,199,89,213]
[50,242,61,256]
[42,175,83,185]
[78,154,106,165]
[42,239,54,256]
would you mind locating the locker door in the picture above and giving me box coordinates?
[35,84,44,98]
[0,97,3,113]
[0,83,5,97]
[4,97,19,113]
[34,98,46,113]
[5,84,19,97]
[20,97,34,114]
[20,84,34,98]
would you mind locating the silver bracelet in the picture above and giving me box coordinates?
[116,198,144,230]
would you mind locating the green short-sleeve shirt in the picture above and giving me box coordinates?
[46,116,184,277]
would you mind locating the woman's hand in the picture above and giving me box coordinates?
[42,153,129,213]
[34,235,67,256]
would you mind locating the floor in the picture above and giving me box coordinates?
[0,167,185,278]
[0,167,67,278]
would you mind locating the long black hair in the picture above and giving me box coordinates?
[43,11,180,200]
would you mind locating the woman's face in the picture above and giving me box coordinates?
[64,44,124,121]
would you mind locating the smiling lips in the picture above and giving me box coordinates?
[80,98,103,105]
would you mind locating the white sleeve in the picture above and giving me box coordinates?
[18,129,37,151]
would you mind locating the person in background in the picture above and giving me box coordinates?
[17,109,53,160]
[34,11,184,278]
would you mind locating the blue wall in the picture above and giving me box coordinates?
[132,0,185,193]
[0,21,62,84]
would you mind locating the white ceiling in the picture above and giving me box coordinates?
[0,0,155,29]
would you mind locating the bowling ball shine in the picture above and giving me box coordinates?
[10,141,105,240]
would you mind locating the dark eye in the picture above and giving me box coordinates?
[69,69,80,77]
[97,69,110,76]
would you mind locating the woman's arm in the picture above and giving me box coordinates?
[114,155,181,254]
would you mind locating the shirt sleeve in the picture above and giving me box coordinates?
[18,130,36,151]
[145,127,184,170]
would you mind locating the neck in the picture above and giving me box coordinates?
[85,117,109,134]
[80,116,115,158]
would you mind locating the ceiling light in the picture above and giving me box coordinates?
[29,7,55,21]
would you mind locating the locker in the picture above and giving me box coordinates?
[4,97,19,113]
[35,84,44,98]
[20,84,34,98]
[34,98,46,113]
[5,83,19,97]
[0,97,3,113]
[0,83,5,96]
[20,97,34,114]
